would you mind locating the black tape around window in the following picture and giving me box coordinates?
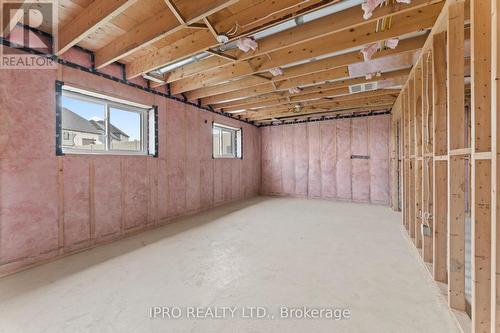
[55,80,64,156]
[154,105,159,158]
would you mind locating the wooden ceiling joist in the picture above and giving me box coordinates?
[214,69,409,110]
[164,0,186,25]
[223,87,351,113]
[57,0,139,55]
[125,0,341,79]
[184,36,424,101]
[201,67,410,106]
[217,87,346,110]
[191,65,350,101]
[186,45,420,100]
[168,0,441,90]
[170,3,442,94]
[165,3,442,89]
[14,0,447,121]
[259,106,392,123]
[94,0,239,68]
[244,89,399,118]
[247,96,397,121]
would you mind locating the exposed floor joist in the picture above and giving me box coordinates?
[57,0,139,55]
[94,0,239,68]
[125,0,339,79]
[169,0,442,94]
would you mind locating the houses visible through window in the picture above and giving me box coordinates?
[59,85,156,156]
[212,123,242,158]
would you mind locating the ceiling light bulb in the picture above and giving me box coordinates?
[216,34,229,44]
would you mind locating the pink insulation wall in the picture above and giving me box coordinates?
[0,55,261,276]
[261,115,391,205]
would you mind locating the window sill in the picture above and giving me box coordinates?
[213,156,242,159]
[61,150,151,157]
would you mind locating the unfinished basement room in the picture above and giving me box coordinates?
[0,0,499,332]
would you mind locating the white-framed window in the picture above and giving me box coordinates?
[57,84,157,156]
[212,122,242,159]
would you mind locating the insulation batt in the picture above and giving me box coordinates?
[362,0,411,19]
[269,67,283,76]
[288,87,301,94]
[385,38,399,49]
[365,72,381,79]
[361,42,380,61]
[236,38,258,52]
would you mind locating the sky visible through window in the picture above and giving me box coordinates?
[62,96,141,140]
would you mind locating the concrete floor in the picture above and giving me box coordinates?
[0,197,459,333]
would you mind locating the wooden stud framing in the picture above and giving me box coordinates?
[415,62,424,249]
[470,0,492,331]
[491,0,500,330]
[446,2,466,312]
[422,52,434,263]
[431,30,447,283]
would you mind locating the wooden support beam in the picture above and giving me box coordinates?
[448,155,467,311]
[57,0,138,55]
[187,23,209,29]
[447,3,466,312]
[193,66,349,102]
[186,42,423,100]
[403,88,410,231]
[247,96,396,121]
[95,10,183,68]
[256,105,390,124]
[433,32,448,157]
[223,87,350,113]
[166,0,442,86]
[242,89,399,117]
[470,0,492,331]
[166,32,425,87]
[408,77,417,241]
[254,103,395,122]
[471,159,491,331]
[414,62,424,249]
[447,2,466,151]
[201,66,410,106]
[170,4,442,93]
[128,2,441,80]
[125,0,332,79]
[203,17,219,39]
[415,159,423,248]
[94,0,238,68]
[207,50,238,61]
[164,0,186,24]
[173,0,241,25]
[246,87,398,112]
[491,0,499,330]
[422,52,434,263]
[433,159,448,282]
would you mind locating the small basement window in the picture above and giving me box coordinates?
[212,123,242,158]
[57,84,157,156]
